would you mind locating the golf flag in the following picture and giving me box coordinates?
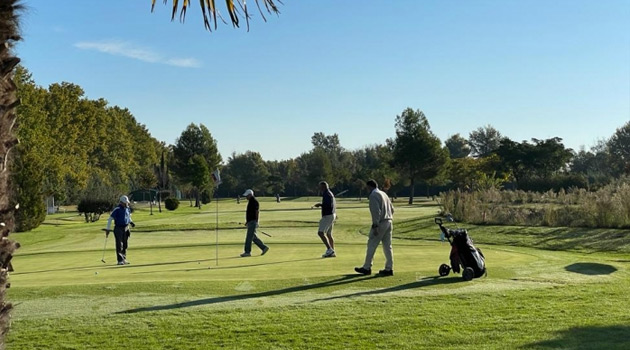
[211,168,222,187]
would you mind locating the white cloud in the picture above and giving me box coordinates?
[74,40,201,68]
[164,57,202,68]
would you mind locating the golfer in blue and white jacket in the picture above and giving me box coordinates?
[105,195,135,265]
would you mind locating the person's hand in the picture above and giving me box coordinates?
[130,222,136,228]
[104,229,110,237]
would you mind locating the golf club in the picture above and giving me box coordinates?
[335,189,348,196]
[238,222,272,237]
[100,229,109,263]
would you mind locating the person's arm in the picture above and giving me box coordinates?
[369,196,380,228]
[105,209,115,236]
[254,200,260,223]
[129,209,135,227]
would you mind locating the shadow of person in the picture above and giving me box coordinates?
[310,275,463,303]
[521,325,630,349]
[565,262,617,275]
[117,274,372,314]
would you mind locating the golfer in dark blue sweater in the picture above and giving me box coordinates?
[105,195,135,265]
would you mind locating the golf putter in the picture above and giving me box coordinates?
[100,229,109,263]
[238,222,272,237]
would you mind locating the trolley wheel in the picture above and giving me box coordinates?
[463,267,474,281]
[438,264,451,277]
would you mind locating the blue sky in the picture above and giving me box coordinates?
[17,0,630,161]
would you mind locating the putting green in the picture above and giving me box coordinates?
[6,198,630,349]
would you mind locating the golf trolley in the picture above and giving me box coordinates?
[435,217,486,281]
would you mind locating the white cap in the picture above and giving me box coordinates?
[242,189,254,197]
[119,195,130,204]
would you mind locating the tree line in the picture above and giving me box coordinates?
[12,67,630,231]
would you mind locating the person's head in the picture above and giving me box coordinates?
[119,195,130,207]
[366,179,378,191]
[242,189,254,199]
[319,181,329,192]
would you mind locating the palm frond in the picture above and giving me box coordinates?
[154,0,281,32]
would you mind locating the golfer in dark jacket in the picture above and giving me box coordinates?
[314,181,336,257]
[104,195,135,265]
[240,189,269,257]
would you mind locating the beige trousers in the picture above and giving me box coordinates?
[362,220,393,270]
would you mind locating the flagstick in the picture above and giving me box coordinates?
[211,168,222,267]
[215,191,219,266]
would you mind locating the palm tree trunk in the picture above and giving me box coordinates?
[0,0,23,347]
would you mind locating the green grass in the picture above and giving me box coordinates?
[7,198,630,349]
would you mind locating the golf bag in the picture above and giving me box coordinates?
[435,218,486,281]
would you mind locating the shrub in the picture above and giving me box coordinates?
[165,197,180,211]
[439,177,630,228]
[201,189,212,204]
[518,174,588,192]
[77,199,114,223]
[159,191,170,200]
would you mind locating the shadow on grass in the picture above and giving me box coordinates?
[131,257,322,274]
[521,325,630,349]
[489,226,630,253]
[12,257,231,275]
[117,274,373,314]
[565,263,617,275]
[310,276,462,303]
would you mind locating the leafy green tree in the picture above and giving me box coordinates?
[468,125,502,158]
[0,0,282,343]
[265,160,286,195]
[391,108,449,204]
[298,148,334,195]
[608,121,630,176]
[311,132,342,154]
[495,137,573,186]
[445,133,470,159]
[136,166,158,215]
[352,144,399,197]
[189,155,211,208]
[569,141,613,189]
[12,150,46,232]
[282,159,301,197]
[310,132,355,191]
[225,151,270,195]
[449,155,508,191]
[12,67,49,232]
[171,123,221,203]
[154,148,170,213]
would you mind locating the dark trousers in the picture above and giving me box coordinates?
[244,221,266,253]
[114,226,129,263]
